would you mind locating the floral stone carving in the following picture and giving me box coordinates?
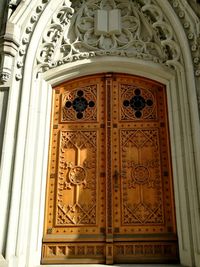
[36,0,181,72]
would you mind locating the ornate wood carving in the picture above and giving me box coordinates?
[121,128,163,225]
[114,242,178,262]
[42,243,106,264]
[42,74,178,264]
[57,130,97,225]
[105,76,114,264]
[42,75,106,264]
[62,85,97,121]
[120,85,156,120]
[111,75,178,263]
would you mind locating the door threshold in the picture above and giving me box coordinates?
[37,264,182,267]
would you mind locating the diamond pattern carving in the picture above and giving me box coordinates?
[57,130,97,225]
[121,128,163,225]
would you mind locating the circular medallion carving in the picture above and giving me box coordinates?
[69,166,87,185]
[132,165,149,185]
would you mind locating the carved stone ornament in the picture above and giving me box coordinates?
[168,0,200,76]
[15,0,51,80]
[36,0,182,73]
[0,70,11,84]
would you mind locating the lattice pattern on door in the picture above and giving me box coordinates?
[121,128,164,225]
[57,130,97,225]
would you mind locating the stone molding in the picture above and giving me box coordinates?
[0,255,8,267]
[168,0,200,76]
[0,21,20,84]
[13,0,50,81]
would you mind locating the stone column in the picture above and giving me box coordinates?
[0,11,20,265]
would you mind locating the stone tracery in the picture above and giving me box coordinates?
[36,0,181,73]
[7,0,199,82]
[1,0,197,84]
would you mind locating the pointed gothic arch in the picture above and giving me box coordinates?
[0,1,200,266]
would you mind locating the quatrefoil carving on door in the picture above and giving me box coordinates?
[62,86,97,122]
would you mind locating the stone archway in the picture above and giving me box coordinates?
[0,1,200,267]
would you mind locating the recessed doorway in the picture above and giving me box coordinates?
[42,74,179,264]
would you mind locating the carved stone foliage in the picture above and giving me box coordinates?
[36,0,181,72]
[168,0,200,76]
[11,0,200,81]
[15,0,51,81]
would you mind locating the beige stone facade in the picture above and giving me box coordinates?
[0,1,200,266]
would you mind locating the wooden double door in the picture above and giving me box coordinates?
[42,74,179,264]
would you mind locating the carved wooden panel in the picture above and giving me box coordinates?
[42,75,106,264]
[62,85,97,121]
[112,75,178,263]
[57,130,97,225]
[114,242,178,263]
[42,74,178,264]
[120,85,157,120]
[121,128,163,225]
[42,243,106,264]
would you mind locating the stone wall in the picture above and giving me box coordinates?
[0,1,200,267]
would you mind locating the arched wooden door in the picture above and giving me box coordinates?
[42,74,179,264]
